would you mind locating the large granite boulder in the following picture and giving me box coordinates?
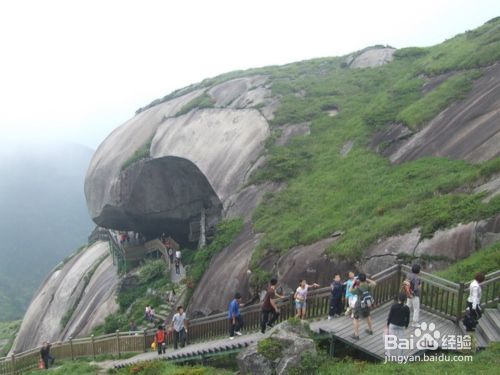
[85,76,276,241]
[237,320,316,375]
[389,64,500,164]
[11,241,119,353]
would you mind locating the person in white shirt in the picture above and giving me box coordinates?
[467,272,485,320]
[175,250,181,260]
[294,279,320,319]
[171,306,188,349]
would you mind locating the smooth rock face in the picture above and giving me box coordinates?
[349,47,395,69]
[362,229,421,275]
[151,108,270,202]
[237,320,316,375]
[273,237,345,294]
[363,217,500,274]
[189,223,260,317]
[60,255,120,340]
[12,241,118,352]
[390,63,500,164]
[85,76,273,240]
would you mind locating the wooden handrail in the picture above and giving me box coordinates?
[401,264,459,288]
[2,263,498,375]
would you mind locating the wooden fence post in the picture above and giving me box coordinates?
[456,282,465,323]
[69,337,74,361]
[116,330,121,358]
[91,334,96,360]
[143,330,147,352]
[11,351,16,375]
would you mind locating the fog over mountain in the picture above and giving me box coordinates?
[0,142,94,321]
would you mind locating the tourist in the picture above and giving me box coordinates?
[350,273,376,340]
[261,278,282,333]
[385,292,410,358]
[154,325,166,355]
[171,306,188,349]
[145,305,151,320]
[464,272,485,331]
[168,247,174,265]
[174,258,180,275]
[406,264,422,327]
[328,274,344,319]
[175,249,182,261]
[228,293,244,340]
[344,271,357,318]
[150,306,156,322]
[40,341,55,370]
[129,320,137,331]
[294,279,320,319]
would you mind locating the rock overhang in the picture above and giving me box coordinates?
[85,80,272,241]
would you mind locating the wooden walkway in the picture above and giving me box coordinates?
[112,302,462,368]
[310,302,462,360]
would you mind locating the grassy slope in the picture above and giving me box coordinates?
[246,17,500,265]
[436,242,500,282]
[316,343,500,375]
[0,320,21,357]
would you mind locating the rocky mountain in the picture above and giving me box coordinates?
[0,143,94,321]
[15,20,500,349]
[83,18,500,318]
[11,241,119,353]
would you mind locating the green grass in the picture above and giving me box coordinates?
[397,70,482,129]
[315,343,500,375]
[246,17,500,266]
[436,242,500,283]
[175,92,215,117]
[112,360,234,375]
[121,136,154,171]
[0,320,21,357]
[23,359,99,375]
[92,259,171,335]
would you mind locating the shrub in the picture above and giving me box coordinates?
[175,92,215,116]
[257,337,284,361]
[121,137,153,171]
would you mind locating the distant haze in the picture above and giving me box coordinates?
[1,0,499,149]
[0,143,94,320]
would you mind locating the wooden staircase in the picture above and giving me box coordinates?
[475,304,500,348]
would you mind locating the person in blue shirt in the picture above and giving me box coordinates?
[344,271,357,318]
[228,293,244,340]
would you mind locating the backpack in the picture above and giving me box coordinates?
[402,280,413,298]
[360,288,374,309]
[463,309,478,331]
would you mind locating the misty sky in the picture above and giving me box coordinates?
[1,0,499,149]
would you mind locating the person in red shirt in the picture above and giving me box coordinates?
[155,325,166,355]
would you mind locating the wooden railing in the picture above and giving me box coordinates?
[2,263,498,374]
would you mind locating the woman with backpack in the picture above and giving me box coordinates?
[464,272,485,331]
[350,273,376,340]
